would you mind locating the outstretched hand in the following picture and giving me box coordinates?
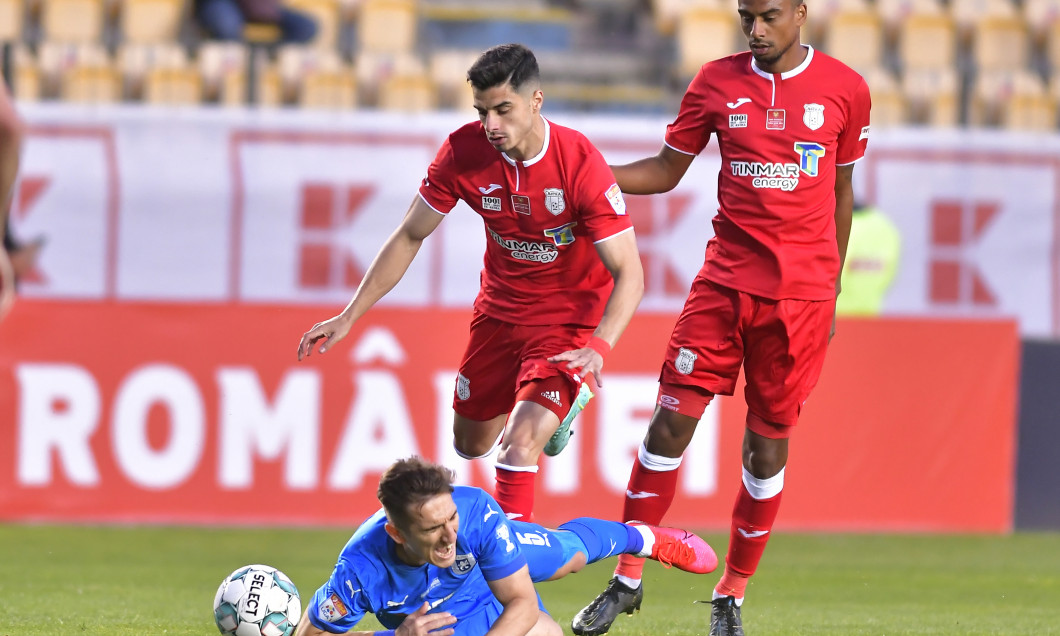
[297,314,354,361]
[548,347,605,387]
[396,602,456,636]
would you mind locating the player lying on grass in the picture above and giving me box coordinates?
[293,456,717,636]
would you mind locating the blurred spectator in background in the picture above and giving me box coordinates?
[1,81,26,320]
[193,0,318,44]
[835,201,901,316]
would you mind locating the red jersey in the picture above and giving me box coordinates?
[666,46,871,300]
[419,117,633,326]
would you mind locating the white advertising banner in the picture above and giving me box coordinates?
[9,105,1059,335]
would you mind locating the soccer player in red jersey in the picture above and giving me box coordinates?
[571,0,870,634]
[0,82,26,321]
[297,44,644,522]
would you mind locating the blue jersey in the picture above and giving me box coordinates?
[306,486,534,634]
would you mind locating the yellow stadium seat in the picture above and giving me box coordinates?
[675,7,741,79]
[379,71,435,111]
[1046,19,1060,71]
[651,0,723,36]
[902,67,960,126]
[1023,0,1060,43]
[1004,90,1057,130]
[197,41,248,104]
[274,44,346,102]
[972,15,1030,72]
[0,0,24,41]
[38,41,109,98]
[951,0,1018,39]
[1,44,41,101]
[62,64,121,103]
[804,0,870,47]
[971,69,1055,129]
[863,66,907,128]
[428,48,478,109]
[118,0,185,45]
[821,10,885,72]
[144,67,203,104]
[301,68,357,109]
[356,0,417,55]
[41,0,106,44]
[284,0,342,50]
[117,42,188,100]
[898,12,958,72]
[354,50,422,106]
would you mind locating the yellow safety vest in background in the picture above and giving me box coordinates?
[836,207,901,316]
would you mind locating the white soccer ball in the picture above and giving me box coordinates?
[213,564,302,636]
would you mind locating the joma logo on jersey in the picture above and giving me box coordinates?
[543,221,577,246]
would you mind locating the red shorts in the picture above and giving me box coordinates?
[657,278,834,437]
[453,311,593,421]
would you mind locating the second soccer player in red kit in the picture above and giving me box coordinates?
[571,0,871,634]
[297,43,644,522]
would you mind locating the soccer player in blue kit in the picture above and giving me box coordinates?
[293,457,717,636]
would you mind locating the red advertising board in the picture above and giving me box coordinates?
[0,301,1018,531]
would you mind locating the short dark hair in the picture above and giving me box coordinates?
[467,43,541,92]
[377,456,456,529]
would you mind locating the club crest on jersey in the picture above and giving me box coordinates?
[544,188,566,216]
[456,373,470,400]
[452,553,476,575]
[803,103,825,130]
[675,347,697,375]
[766,108,786,130]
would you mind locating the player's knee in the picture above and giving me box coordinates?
[742,423,789,478]
[526,612,563,636]
[453,427,503,459]
[644,409,698,456]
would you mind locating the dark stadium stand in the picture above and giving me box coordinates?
[0,0,1056,127]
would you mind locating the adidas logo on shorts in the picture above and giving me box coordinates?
[540,390,563,406]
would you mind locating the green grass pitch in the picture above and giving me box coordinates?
[1,525,1058,635]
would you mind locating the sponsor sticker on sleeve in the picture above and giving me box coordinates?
[319,593,349,623]
[859,125,871,141]
[605,183,626,215]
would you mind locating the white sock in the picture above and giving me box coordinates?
[615,574,641,590]
[633,523,655,558]
[712,590,744,606]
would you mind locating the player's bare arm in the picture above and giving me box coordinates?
[831,163,856,340]
[610,145,695,195]
[833,164,855,294]
[297,196,444,360]
[292,601,456,636]
[483,565,550,636]
[548,229,644,386]
[0,82,24,244]
[0,83,25,323]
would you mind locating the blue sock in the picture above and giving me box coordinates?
[557,517,644,563]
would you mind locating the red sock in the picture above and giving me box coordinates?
[494,464,537,521]
[614,456,679,579]
[716,482,783,598]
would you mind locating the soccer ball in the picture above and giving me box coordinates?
[213,564,302,636]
